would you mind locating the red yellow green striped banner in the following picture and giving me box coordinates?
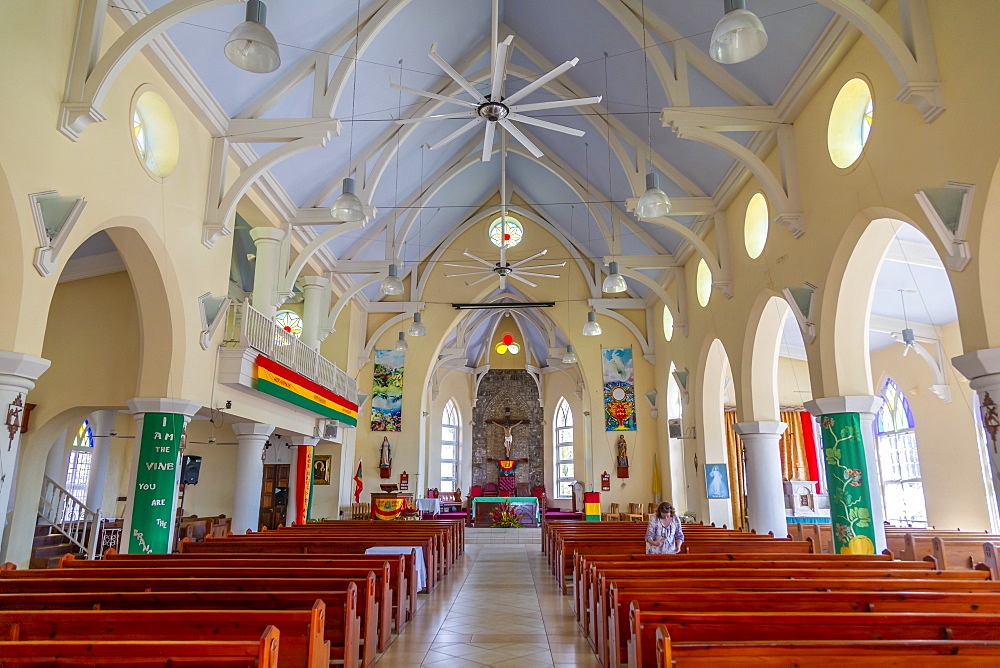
[254,355,359,426]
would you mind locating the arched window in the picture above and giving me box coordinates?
[64,419,94,518]
[441,401,459,493]
[875,378,927,526]
[555,399,575,498]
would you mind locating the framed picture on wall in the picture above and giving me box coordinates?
[705,463,730,499]
[313,455,332,485]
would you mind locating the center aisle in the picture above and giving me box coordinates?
[375,543,600,667]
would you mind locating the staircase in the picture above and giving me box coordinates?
[30,475,103,568]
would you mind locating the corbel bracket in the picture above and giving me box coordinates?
[914,182,974,272]
[29,191,88,277]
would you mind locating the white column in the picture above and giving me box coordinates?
[0,351,51,551]
[298,275,331,350]
[230,422,274,535]
[732,421,788,537]
[804,395,887,552]
[952,348,1000,521]
[249,227,286,318]
[85,410,116,511]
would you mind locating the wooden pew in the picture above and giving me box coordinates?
[653,626,1000,667]
[630,609,1000,668]
[0,589,359,668]
[0,607,326,668]
[0,576,378,667]
[0,625,280,666]
[930,536,995,571]
[902,530,998,562]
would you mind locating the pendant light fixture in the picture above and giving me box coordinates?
[709,0,768,65]
[603,261,628,294]
[562,344,578,364]
[224,0,281,73]
[407,312,426,337]
[393,331,408,351]
[380,264,404,295]
[636,172,671,218]
[582,311,602,336]
[332,0,369,223]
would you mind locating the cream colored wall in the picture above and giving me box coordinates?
[178,421,238,519]
[869,322,991,530]
[777,357,813,407]
[542,370,585,510]
[425,371,474,496]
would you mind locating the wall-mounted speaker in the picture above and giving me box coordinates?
[180,455,202,485]
[667,418,683,439]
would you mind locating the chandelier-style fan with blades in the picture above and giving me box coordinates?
[391,7,600,162]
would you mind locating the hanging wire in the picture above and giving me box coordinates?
[347,0,362,176]
[641,0,652,170]
[391,58,403,263]
[603,51,615,258]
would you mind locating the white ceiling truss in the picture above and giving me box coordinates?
[58,0,947,371]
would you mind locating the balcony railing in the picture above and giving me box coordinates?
[224,301,358,404]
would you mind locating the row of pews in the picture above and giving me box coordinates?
[0,519,465,666]
[543,519,1000,666]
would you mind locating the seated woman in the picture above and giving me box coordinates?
[644,502,684,554]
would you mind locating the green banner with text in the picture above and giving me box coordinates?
[127,412,185,554]
[819,412,877,555]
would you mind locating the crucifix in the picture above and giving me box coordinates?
[486,407,530,459]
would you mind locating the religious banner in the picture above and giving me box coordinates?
[371,349,404,431]
[128,413,186,554]
[254,355,358,426]
[602,348,637,431]
[488,457,527,475]
[294,445,314,525]
[819,413,877,554]
[584,491,601,521]
[373,495,407,520]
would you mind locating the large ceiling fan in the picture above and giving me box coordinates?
[390,10,600,162]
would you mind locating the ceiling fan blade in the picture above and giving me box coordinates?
[429,118,482,150]
[466,274,498,286]
[428,43,487,103]
[482,121,496,162]
[508,273,539,288]
[446,270,494,278]
[518,262,566,270]
[491,35,514,102]
[443,263,492,270]
[503,58,579,106]
[902,345,910,356]
[508,112,585,137]
[515,271,560,279]
[396,111,477,125]
[510,249,548,265]
[509,96,603,113]
[498,118,543,158]
[389,80,477,108]
[463,250,497,267]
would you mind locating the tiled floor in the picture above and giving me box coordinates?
[465,527,541,544]
[375,542,599,667]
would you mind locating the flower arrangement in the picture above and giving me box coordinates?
[399,504,421,521]
[490,501,525,528]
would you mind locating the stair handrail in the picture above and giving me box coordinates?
[37,475,102,560]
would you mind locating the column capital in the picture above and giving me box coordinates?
[126,398,202,418]
[297,275,330,290]
[0,351,51,393]
[231,422,275,437]
[290,435,320,447]
[804,395,882,417]
[952,348,1000,383]
[732,420,787,436]
[249,227,285,244]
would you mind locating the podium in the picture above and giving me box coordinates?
[370,492,414,520]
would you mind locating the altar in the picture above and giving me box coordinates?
[471,496,539,527]
[369,492,415,520]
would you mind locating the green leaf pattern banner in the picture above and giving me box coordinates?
[820,412,877,554]
[128,412,186,554]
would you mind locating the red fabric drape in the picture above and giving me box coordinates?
[800,412,821,492]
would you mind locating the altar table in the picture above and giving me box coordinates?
[471,496,539,527]
[415,498,441,515]
[364,546,427,590]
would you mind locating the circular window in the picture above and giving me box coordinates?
[828,78,873,169]
[489,215,523,248]
[274,310,302,346]
[696,258,712,307]
[662,305,674,341]
[744,192,769,259]
[131,89,179,178]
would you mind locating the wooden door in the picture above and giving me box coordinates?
[258,464,289,531]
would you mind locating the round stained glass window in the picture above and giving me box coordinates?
[744,192,769,259]
[130,89,179,178]
[274,310,303,346]
[662,305,674,342]
[828,78,874,169]
[489,215,523,248]
[696,258,712,308]
[507,343,520,355]
[495,343,508,355]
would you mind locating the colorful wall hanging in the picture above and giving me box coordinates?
[371,349,404,431]
[487,457,528,475]
[602,347,637,431]
[127,413,186,554]
[254,355,358,426]
[372,495,407,520]
[819,413,877,554]
[294,445,314,525]
[584,491,601,521]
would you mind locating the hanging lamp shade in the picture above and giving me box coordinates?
[331,177,366,223]
[407,312,427,337]
[380,263,404,295]
[709,0,768,64]
[393,331,408,351]
[602,261,628,294]
[562,344,578,364]
[636,172,671,218]
[224,0,281,73]
[582,311,602,336]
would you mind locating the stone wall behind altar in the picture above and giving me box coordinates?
[472,369,544,492]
